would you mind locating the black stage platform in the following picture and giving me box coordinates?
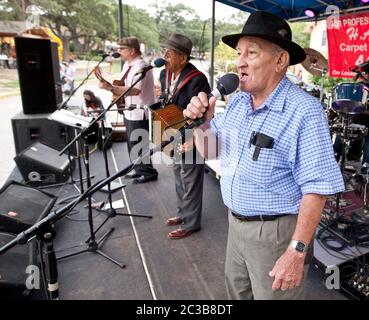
[1,141,348,300]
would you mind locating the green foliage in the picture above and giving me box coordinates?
[311,75,346,92]
[114,5,159,50]
[0,0,253,72]
[150,0,205,51]
[290,22,310,49]
[214,11,249,46]
[0,0,29,20]
[213,42,238,75]
[212,12,248,74]
[31,0,116,39]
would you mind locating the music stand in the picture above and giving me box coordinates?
[48,109,97,204]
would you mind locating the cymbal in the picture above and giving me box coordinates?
[301,48,328,77]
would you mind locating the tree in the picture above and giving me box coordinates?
[214,41,238,75]
[112,4,159,51]
[29,0,116,60]
[151,1,204,50]
[0,0,31,20]
[290,22,310,49]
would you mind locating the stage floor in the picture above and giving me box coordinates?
[3,140,348,300]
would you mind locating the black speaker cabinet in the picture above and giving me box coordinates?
[0,232,39,299]
[11,111,77,155]
[14,142,72,187]
[0,181,56,234]
[15,36,62,114]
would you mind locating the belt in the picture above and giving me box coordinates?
[231,211,292,222]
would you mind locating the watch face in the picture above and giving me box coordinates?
[296,241,306,252]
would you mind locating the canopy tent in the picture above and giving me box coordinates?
[215,0,369,21]
[206,0,369,86]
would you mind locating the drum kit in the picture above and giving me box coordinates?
[302,49,369,214]
[301,49,369,213]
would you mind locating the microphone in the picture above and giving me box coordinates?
[184,73,239,129]
[134,57,166,75]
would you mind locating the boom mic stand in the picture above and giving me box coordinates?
[41,55,110,199]
[0,72,237,298]
[55,71,153,246]
[57,54,109,111]
[85,119,151,243]
[0,121,186,298]
[57,141,125,268]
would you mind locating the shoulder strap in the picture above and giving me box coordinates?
[172,70,205,99]
[120,65,132,85]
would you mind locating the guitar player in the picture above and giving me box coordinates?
[159,33,211,239]
[98,37,158,184]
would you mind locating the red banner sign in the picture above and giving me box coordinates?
[326,12,369,78]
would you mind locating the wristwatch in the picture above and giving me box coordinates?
[290,240,307,253]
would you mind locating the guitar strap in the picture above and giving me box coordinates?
[121,65,132,85]
[115,65,132,108]
[164,69,204,104]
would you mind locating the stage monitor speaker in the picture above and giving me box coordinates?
[15,36,62,114]
[11,111,77,156]
[14,142,72,187]
[0,181,56,234]
[0,232,39,299]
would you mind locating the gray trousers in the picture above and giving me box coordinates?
[225,212,310,300]
[173,163,204,231]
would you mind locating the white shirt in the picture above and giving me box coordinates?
[120,56,155,120]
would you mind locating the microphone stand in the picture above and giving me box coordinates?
[42,56,108,197]
[57,55,108,111]
[57,71,153,239]
[58,70,146,156]
[0,122,188,299]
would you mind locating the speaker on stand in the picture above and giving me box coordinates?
[15,36,62,115]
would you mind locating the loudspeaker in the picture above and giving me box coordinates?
[0,232,39,299]
[15,36,62,114]
[14,142,72,186]
[0,181,56,234]
[11,111,76,155]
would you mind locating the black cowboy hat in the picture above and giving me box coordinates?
[222,11,306,66]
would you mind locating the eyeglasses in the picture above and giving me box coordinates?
[162,48,181,57]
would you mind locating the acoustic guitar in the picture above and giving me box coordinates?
[150,102,187,160]
[94,66,126,112]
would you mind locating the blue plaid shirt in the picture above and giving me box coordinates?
[211,76,344,216]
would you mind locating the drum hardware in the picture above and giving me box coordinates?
[301,48,329,105]
[333,114,357,220]
[301,48,329,78]
[330,122,368,140]
[361,163,369,214]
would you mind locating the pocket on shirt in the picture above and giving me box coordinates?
[239,145,276,186]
